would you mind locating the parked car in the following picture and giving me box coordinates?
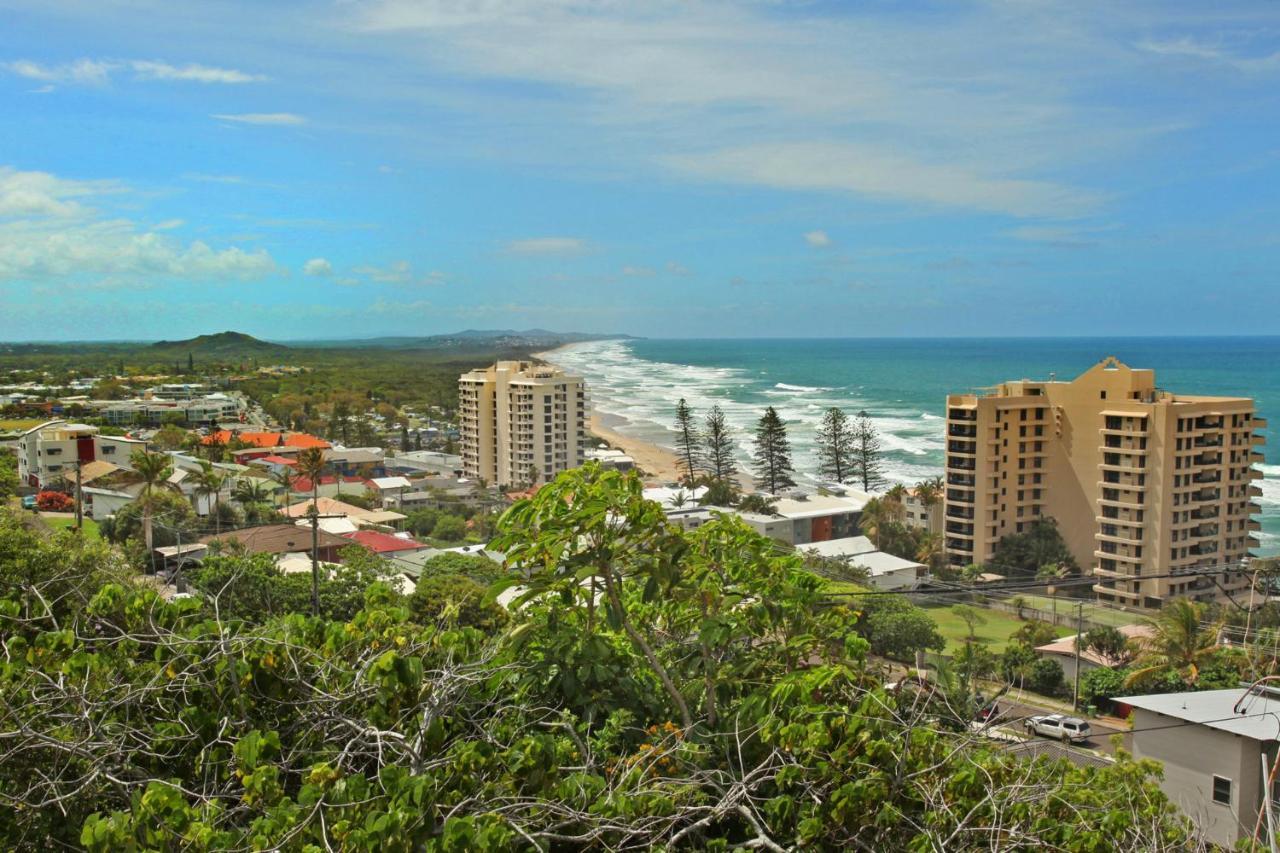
[20,495,37,510]
[1024,714,1092,743]
[975,700,1000,723]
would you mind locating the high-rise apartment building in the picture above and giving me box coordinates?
[943,358,1265,608]
[459,361,587,488]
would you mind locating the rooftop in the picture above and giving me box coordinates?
[343,530,426,554]
[1117,687,1280,742]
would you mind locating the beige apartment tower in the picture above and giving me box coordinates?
[459,361,587,488]
[944,358,1265,608]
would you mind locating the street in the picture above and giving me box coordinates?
[988,697,1130,756]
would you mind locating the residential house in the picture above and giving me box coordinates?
[585,447,635,471]
[802,535,928,591]
[342,530,430,556]
[1034,623,1152,683]
[1118,687,1280,848]
[714,490,873,546]
[201,524,350,562]
[367,475,413,508]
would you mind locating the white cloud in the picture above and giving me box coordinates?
[4,58,263,86]
[3,58,112,85]
[0,166,119,219]
[666,261,690,276]
[804,230,832,248]
[129,60,263,84]
[154,219,185,230]
[1004,223,1119,247]
[354,259,412,282]
[504,236,587,255]
[1135,37,1280,73]
[211,112,307,126]
[303,257,333,276]
[621,265,654,277]
[669,143,1103,218]
[0,165,277,285]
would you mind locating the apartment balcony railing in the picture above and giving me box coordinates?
[948,424,978,438]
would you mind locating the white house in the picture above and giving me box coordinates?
[802,535,927,591]
[16,420,145,489]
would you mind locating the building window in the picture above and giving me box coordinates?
[1212,775,1231,805]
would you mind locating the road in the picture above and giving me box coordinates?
[986,697,1130,756]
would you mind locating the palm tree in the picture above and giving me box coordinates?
[295,448,326,510]
[915,532,943,573]
[295,447,328,616]
[914,476,944,510]
[191,461,229,535]
[1124,599,1222,688]
[859,497,889,548]
[270,466,298,508]
[883,483,908,522]
[130,449,173,574]
[232,478,273,524]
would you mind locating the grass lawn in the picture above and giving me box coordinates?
[44,516,101,540]
[0,419,42,430]
[925,603,1074,654]
[1003,594,1141,628]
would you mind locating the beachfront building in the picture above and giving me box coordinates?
[458,361,587,488]
[15,420,146,489]
[943,357,1265,608]
[719,490,873,546]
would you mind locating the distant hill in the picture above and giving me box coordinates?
[293,330,638,350]
[149,331,289,356]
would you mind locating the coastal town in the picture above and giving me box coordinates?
[0,337,1274,847]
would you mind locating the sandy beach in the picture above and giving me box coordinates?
[589,413,684,484]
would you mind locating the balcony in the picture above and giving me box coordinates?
[946,538,974,552]
[1192,471,1221,484]
[946,489,975,505]
[948,424,977,438]
[947,440,977,455]
[947,473,975,487]
[946,506,975,520]
[945,523,974,537]
[947,457,977,471]
[1254,417,1268,429]
[948,408,978,421]
[1093,549,1143,564]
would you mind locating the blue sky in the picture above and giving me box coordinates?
[1,0,1278,340]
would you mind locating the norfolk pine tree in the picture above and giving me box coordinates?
[852,410,887,492]
[752,407,796,495]
[815,406,855,483]
[673,398,703,485]
[703,404,739,488]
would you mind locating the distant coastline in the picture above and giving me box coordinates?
[538,343,685,485]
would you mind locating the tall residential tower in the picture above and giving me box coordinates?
[459,361,587,488]
[943,358,1265,608]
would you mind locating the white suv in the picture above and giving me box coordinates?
[1024,714,1092,744]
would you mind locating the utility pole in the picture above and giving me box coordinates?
[1072,601,1084,711]
[309,504,320,617]
[73,459,83,533]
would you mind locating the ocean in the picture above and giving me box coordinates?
[549,337,1280,557]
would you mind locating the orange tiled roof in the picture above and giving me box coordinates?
[202,430,330,450]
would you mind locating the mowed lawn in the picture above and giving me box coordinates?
[1002,594,1141,629]
[0,419,42,431]
[925,604,1073,654]
[43,516,101,540]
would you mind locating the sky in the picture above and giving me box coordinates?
[1,0,1279,341]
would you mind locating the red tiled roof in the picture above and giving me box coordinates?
[342,530,425,554]
[257,455,297,466]
[203,430,330,450]
[290,475,366,493]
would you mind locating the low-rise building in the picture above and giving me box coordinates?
[901,487,943,535]
[201,524,351,562]
[1033,623,1151,683]
[716,490,873,546]
[585,447,635,471]
[1118,687,1280,848]
[16,420,145,488]
[801,535,928,590]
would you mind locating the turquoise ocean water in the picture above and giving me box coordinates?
[549,337,1279,557]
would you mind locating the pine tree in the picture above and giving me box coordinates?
[815,407,855,483]
[752,407,795,495]
[187,352,194,373]
[851,410,887,493]
[673,398,702,485]
[703,405,738,488]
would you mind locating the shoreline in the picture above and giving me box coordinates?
[589,414,685,485]
[537,343,686,485]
